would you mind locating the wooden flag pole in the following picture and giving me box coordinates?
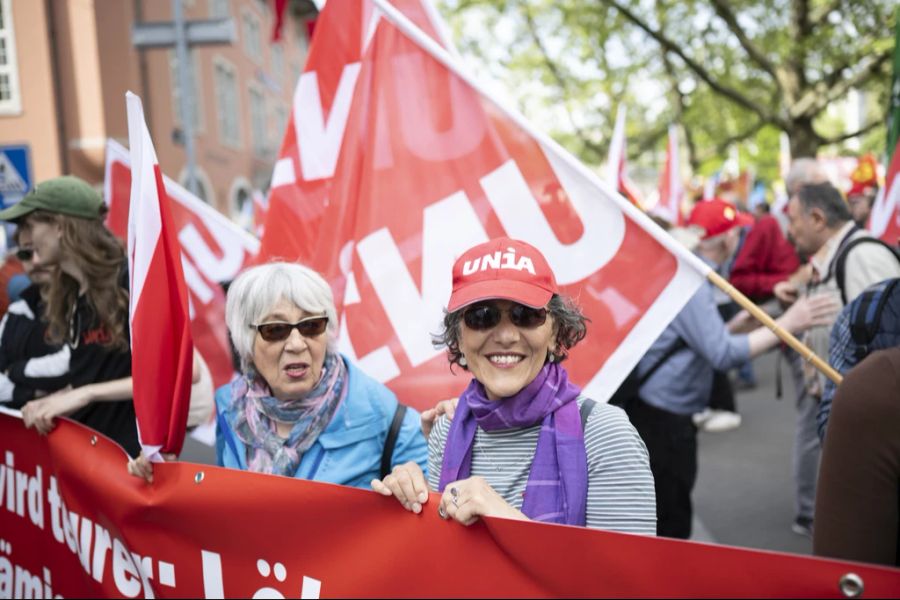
[706,271,843,385]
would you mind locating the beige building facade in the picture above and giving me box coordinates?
[0,0,313,218]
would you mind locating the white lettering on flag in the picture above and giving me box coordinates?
[295,64,362,181]
[393,53,486,161]
[481,157,625,285]
[356,191,488,367]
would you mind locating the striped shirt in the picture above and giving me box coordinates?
[428,398,657,535]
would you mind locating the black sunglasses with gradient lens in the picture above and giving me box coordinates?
[253,316,329,342]
[462,302,548,331]
[16,248,34,262]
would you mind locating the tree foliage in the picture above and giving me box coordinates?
[439,0,897,181]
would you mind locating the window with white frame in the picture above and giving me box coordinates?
[169,50,203,131]
[0,0,21,115]
[296,20,310,51]
[248,85,267,157]
[178,167,214,204]
[270,43,284,83]
[242,9,262,63]
[209,0,229,18]
[214,59,241,147]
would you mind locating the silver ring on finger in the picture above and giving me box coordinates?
[438,505,447,518]
[450,486,459,506]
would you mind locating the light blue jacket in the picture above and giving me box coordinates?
[215,355,428,488]
[637,282,751,416]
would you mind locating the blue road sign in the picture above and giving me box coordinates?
[0,145,32,209]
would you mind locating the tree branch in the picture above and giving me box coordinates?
[810,0,842,28]
[708,0,779,82]
[599,0,787,130]
[521,8,605,158]
[661,48,698,171]
[819,120,881,146]
[791,50,890,119]
[695,120,767,164]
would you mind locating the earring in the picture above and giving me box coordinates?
[459,355,468,367]
[547,351,557,363]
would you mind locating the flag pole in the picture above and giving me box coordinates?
[706,271,842,385]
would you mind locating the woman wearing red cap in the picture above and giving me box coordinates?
[372,238,656,534]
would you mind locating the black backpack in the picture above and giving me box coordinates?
[608,336,686,409]
[818,278,900,440]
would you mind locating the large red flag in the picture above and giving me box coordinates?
[303,4,708,409]
[258,0,454,264]
[125,92,194,458]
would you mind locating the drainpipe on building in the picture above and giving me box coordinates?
[135,0,153,135]
[46,0,70,176]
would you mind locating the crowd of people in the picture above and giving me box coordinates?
[1,157,898,567]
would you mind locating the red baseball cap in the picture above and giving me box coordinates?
[447,238,558,312]
[687,198,754,240]
[847,180,876,197]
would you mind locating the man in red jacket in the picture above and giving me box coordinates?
[688,198,800,431]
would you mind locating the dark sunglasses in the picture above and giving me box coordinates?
[462,302,548,331]
[15,248,34,262]
[252,316,329,342]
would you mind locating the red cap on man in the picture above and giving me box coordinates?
[447,238,558,312]
[687,198,754,240]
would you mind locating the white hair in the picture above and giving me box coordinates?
[225,262,339,373]
[785,158,830,196]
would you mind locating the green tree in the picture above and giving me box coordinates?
[439,0,896,177]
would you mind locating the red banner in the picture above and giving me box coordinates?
[2,412,898,597]
[103,140,259,389]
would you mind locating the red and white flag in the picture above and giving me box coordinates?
[258,0,455,264]
[869,143,900,244]
[652,125,684,225]
[104,140,259,392]
[125,92,194,458]
[605,105,644,209]
[301,2,709,409]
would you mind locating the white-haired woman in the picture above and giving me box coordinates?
[132,262,427,488]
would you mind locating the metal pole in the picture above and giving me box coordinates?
[173,0,198,196]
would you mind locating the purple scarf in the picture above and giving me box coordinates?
[438,362,588,525]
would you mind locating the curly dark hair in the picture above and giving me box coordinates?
[432,294,588,371]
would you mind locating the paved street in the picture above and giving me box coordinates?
[181,348,816,558]
[693,350,813,556]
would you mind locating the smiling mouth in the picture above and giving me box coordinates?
[487,354,524,367]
